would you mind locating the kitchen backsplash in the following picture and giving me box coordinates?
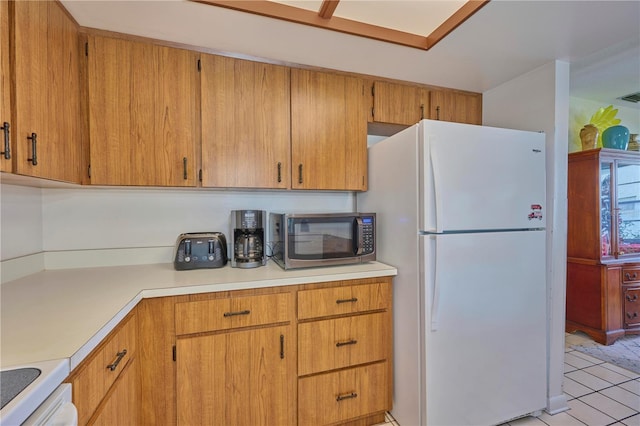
[1,184,355,262]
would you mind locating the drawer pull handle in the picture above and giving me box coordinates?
[625,272,638,281]
[336,297,358,304]
[280,334,285,359]
[626,312,639,319]
[626,294,638,302]
[27,133,37,165]
[223,309,251,317]
[107,349,127,371]
[336,339,358,347]
[336,392,358,402]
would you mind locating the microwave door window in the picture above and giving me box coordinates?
[289,219,355,259]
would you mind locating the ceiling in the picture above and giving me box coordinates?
[62,0,640,110]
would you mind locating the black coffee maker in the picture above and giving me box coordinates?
[230,210,266,268]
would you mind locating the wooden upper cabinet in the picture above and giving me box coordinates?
[291,69,367,191]
[430,90,482,125]
[371,81,429,126]
[200,55,290,189]
[0,0,11,173]
[87,35,199,186]
[11,1,82,182]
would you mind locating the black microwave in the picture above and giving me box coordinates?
[269,212,376,270]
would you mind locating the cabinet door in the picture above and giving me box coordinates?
[430,90,482,125]
[201,55,290,188]
[291,69,367,191]
[176,325,296,426]
[90,358,139,426]
[87,35,198,186]
[371,81,428,126]
[12,1,81,182]
[0,0,10,172]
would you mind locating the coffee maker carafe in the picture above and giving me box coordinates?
[231,210,266,268]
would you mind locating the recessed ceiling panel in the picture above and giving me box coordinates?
[273,0,467,36]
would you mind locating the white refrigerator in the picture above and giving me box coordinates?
[357,119,547,426]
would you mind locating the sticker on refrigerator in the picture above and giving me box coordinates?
[528,204,543,220]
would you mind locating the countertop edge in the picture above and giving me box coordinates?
[67,263,397,371]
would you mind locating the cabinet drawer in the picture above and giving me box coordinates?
[298,312,389,376]
[624,288,640,326]
[298,282,391,320]
[622,267,640,283]
[175,292,291,335]
[298,362,389,426]
[71,312,137,426]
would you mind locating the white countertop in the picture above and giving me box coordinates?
[1,260,397,370]
[1,259,395,425]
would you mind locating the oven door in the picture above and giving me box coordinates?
[23,384,77,426]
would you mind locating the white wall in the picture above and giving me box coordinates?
[482,60,570,415]
[0,184,354,263]
[41,188,354,252]
[0,184,43,260]
[569,97,640,152]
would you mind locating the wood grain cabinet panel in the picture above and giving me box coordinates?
[69,311,137,426]
[87,35,199,186]
[371,81,428,126]
[298,312,389,376]
[298,362,389,426]
[138,279,392,425]
[291,69,367,191]
[175,292,291,335]
[176,324,296,426]
[298,281,391,320]
[10,0,82,182]
[90,358,139,426]
[200,54,291,189]
[297,278,393,426]
[429,90,482,125]
[0,0,10,173]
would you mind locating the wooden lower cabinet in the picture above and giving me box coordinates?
[80,276,392,425]
[566,261,640,344]
[68,310,138,425]
[297,278,393,425]
[90,358,139,426]
[298,362,389,426]
[176,325,296,426]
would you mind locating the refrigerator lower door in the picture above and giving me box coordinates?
[420,230,547,426]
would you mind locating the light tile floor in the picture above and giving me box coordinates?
[376,332,640,426]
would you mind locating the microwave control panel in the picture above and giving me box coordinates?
[361,216,375,254]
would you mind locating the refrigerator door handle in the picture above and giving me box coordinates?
[431,237,441,331]
[430,140,444,234]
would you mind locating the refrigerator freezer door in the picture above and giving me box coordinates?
[419,120,546,233]
[420,230,547,426]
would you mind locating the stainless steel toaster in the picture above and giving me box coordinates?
[173,232,227,270]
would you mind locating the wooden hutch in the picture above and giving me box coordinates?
[566,148,640,345]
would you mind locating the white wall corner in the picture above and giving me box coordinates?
[482,60,570,415]
[1,252,45,284]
